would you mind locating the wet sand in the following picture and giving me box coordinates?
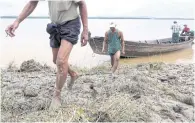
[1,59,194,122]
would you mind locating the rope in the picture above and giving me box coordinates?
[92,38,101,53]
[91,38,100,57]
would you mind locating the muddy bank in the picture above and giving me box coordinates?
[1,59,195,122]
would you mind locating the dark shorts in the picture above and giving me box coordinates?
[109,53,115,56]
[109,50,120,56]
[108,47,121,56]
[46,17,81,48]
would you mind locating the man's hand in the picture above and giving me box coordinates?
[80,30,88,47]
[5,21,19,37]
[78,1,88,47]
[122,50,125,55]
[5,1,39,37]
[120,31,125,55]
[102,32,108,53]
[102,48,106,53]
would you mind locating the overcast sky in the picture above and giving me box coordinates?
[0,0,194,18]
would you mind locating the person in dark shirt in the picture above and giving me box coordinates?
[181,24,190,36]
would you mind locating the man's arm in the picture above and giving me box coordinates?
[181,26,185,34]
[171,25,173,30]
[77,0,88,46]
[181,29,184,35]
[179,26,182,31]
[78,0,88,33]
[5,1,39,37]
[102,32,108,52]
[120,31,125,54]
[15,1,39,24]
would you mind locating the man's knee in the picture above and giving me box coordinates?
[115,57,120,62]
[56,57,68,73]
[115,52,120,62]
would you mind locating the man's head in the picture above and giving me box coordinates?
[184,24,187,28]
[110,22,116,31]
[173,21,177,24]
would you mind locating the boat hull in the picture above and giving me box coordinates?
[89,36,194,58]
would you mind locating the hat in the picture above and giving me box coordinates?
[183,24,187,26]
[173,21,177,23]
[110,22,116,28]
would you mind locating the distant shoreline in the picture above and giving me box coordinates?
[0,16,194,20]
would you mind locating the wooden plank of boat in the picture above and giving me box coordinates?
[89,36,194,58]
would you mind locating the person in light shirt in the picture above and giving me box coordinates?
[5,0,88,110]
[171,21,181,43]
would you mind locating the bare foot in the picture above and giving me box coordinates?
[49,90,61,110]
[49,96,61,111]
[67,74,79,90]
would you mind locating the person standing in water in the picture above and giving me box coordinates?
[5,0,88,110]
[102,22,125,78]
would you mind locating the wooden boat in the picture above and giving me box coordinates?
[88,33,194,58]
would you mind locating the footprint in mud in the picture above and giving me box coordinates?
[119,84,142,95]
[160,109,176,121]
[90,111,112,122]
[89,84,98,99]
[172,105,182,113]
[83,78,94,83]
[179,96,194,106]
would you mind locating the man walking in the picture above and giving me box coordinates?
[5,0,88,110]
[102,22,125,78]
[171,21,181,43]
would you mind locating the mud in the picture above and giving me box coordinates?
[1,60,194,122]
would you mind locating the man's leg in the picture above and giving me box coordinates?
[176,33,179,43]
[172,33,175,43]
[111,51,120,76]
[52,48,78,78]
[66,66,79,90]
[110,55,114,67]
[52,48,78,80]
[172,33,179,43]
[50,40,73,110]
